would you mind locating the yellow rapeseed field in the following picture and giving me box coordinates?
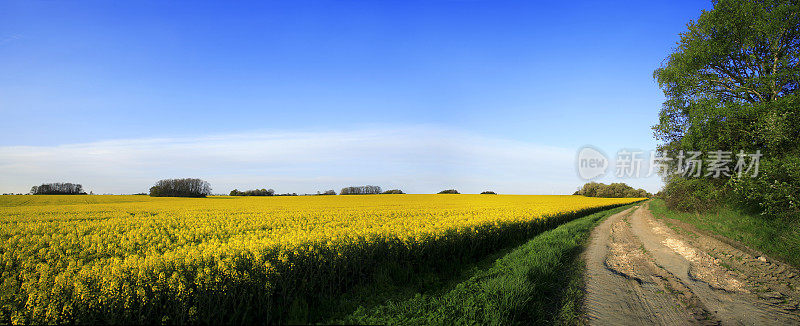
[0,194,642,324]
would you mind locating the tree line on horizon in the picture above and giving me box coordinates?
[15,179,547,198]
[340,185,383,195]
[573,182,651,198]
[149,178,212,198]
[29,183,87,195]
[229,188,276,196]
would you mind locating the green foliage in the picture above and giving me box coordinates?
[437,189,460,194]
[480,191,497,195]
[575,182,651,198]
[340,185,382,195]
[653,0,800,217]
[728,156,800,219]
[654,0,799,114]
[230,188,275,196]
[661,178,726,212]
[149,178,211,197]
[381,189,404,194]
[29,183,86,195]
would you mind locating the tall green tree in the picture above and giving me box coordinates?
[654,0,799,157]
[653,0,800,217]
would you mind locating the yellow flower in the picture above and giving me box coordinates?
[0,193,641,324]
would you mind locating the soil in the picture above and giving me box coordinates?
[582,203,800,325]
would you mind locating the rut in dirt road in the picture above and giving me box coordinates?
[583,204,800,325]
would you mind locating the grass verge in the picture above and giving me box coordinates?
[331,205,631,325]
[649,199,800,268]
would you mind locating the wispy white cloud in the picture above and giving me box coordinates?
[0,34,22,47]
[0,126,660,194]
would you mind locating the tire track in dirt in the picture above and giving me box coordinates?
[583,203,800,325]
[583,206,703,325]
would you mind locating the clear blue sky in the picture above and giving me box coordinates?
[0,0,711,195]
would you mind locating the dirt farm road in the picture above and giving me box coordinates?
[583,204,800,325]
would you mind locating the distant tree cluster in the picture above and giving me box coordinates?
[340,185,382,195]
[481,191,497,195]
[438,189,460,194]
[30,183,86,195]
[381,189,404,194]
[317,190,336,195]
[230,188,275,196]
[149,178,211,198]
[574,182,651,198]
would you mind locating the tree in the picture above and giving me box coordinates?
[381,189,404,194]
[575,182,602,197]
[574,182,650,198]
[340,185,382,195]
[230,188,275,196]
[653,0,800,217]
[654,0,800,160]
[437,189,460,194]
[480,191,497,194]
[29,183,86,195]
[149,178,211,197]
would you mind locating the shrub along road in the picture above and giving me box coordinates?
[583,203,800,325]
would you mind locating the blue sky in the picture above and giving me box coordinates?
[0,0,711,195]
